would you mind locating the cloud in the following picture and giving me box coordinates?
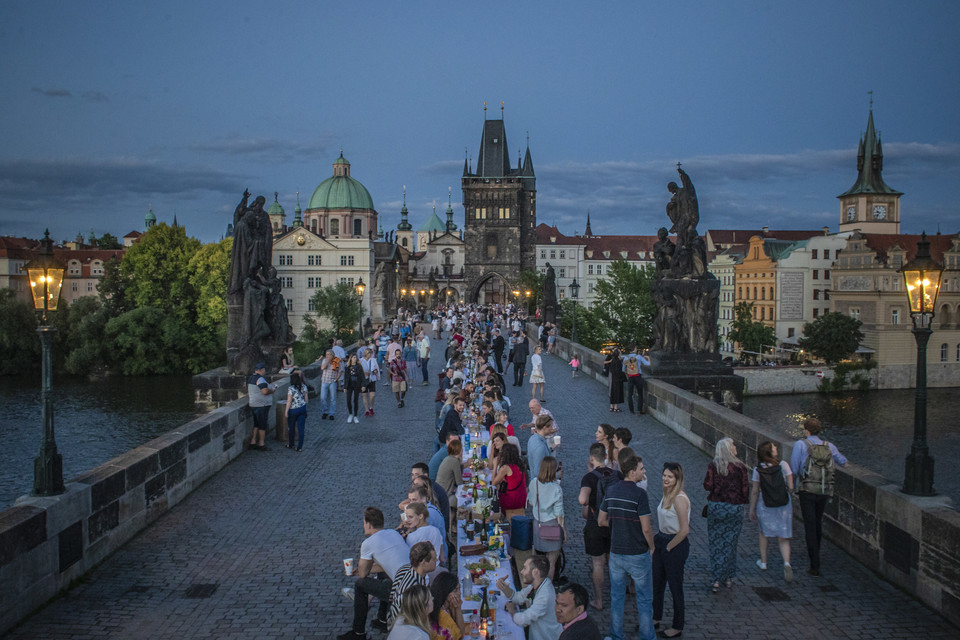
[31,87,71,98]
[189,134,335,163]
[80,90,108,102]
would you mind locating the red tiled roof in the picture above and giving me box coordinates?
[535,224,586,246]
[859,233,958,263]
[123,230,143,239]
[582,234,662,261]
[0,236,41,260]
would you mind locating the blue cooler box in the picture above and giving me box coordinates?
[510,515,533,550]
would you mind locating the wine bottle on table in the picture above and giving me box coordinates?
[479,587,490,620]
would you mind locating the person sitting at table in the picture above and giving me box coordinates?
[492,443,527,521]
[388,582,434,639]
[338,507,410,640]
[387,543,437,626]
[399,483,447,535]
[435,438,463,499]
[555,582,603,640]
[438,397,466,445]
[528,456,566,580]
[488,430,508,469]
[402,503,446,576]
[412,463,449,538]
[492,411,515,437]
[496,555,563,640]
[430,432,460,480]
[428,571,466,640]
[479,400,496,429]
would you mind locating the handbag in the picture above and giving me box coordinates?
[701,504,709,518]
[536,481,563,541]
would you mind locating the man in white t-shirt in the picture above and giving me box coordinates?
[342,507,410,637]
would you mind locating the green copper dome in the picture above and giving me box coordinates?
[306,154,375,211]
[267,194,285,216]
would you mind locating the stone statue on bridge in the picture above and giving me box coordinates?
[542,262,558,324]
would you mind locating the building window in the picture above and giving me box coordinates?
[588,264,594,275]
[340,277,355,286]
[307,277,320,288]
[282,277,293,288]
[893,278,900,292]
[476,207,487,220]
[402,237,408,247]
[279,254,293,266]
[813,308,819,319]
[559,267,566,278]
[824,290,830,300]
[330,219,340,235]
[753,286,757,299]
[550,250,556,259]
[354,219,362,236]
[823,249,830,259]
[498,207,510,219]
[308,299,315,311]
[769,287,774,300]
[760,307,765,320]
[941,343,948,362]
[824,269,831,280]
[891,309,899,325]
[738,286,742,299]
[340,255,355,266]
[72,282,78,292]
[286,299,293,311]
[956,344,960,362]
[588,281,595,293]
[540,250,546,259]
[813,289,820,300]
[788,327,795,338]
[812,270,819,280]
[559,250,566,259]
[850,308,860,321]
[811,249,818,259]
[308,255,323,266]
[761,288,766,300]
[597,265,604,275]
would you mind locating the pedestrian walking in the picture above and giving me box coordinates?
[749,441,794,582]
[512,331,530,387]
[789,417,846,577]
[702,437,750,592]
[604,349,625,412]
[390,348,409,408]
[569,353,580,378]
[653,462,690,639]
[529,345,546,401]
[416,331,431,385]
[623,345,650,414]
[343,353,367,424]
[318,349,340,420]
[246,362,275,451]
[284,371,308,451]
[360,347,380,417]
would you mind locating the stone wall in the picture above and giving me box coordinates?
[544,328,960,627]
[732,362,959,394]
[0,383,287,635]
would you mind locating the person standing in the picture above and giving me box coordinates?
[333,339,347,391]
[390,348,409,408]
[579,443,620,611]
[528,456,565,580]
[496,555,563,640]
[750,441,794,582]
[492,328,505,373]
[343,353,367,424]
[702,437,750,592]
[512,330,530,387]
[319,349,339,420]
[526,415,555,482]
[623,346,650,414]
[360,347,380,417]
[247,362,275,451]
[529,345,546,402]
[604,349,625,412]
[416,330,431,385]
[284,371,309,451]
[652,463,690,639]
[598,454,656,640]
[790,417,847,577]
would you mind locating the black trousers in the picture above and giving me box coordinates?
[494,351,504,373]
[626,375,645,413]
[513,360,526,386]
[352,573,391,632]
[346,387,361,415]
[799,491,829,571]
[653,532,689,630]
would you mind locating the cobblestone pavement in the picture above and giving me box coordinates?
[6,343,958,639]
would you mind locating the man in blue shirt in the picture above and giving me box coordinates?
[790,417,847,577]
[598,455,656,640]
[527,416,555,481]
[246,362,275,451]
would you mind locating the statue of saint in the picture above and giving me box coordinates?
[228,191,273,296]
[653,227,675,275]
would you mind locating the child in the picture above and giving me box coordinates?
[569,354,580,378]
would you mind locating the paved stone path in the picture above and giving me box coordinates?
[6,342,958,639]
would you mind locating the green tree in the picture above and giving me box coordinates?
[0,290,39,374]
[61,296,112,375]
[187,237,231,331]
[799,311,864,364]
[728,302,776,360]
[557,298,609,352]
[98,256,131,314]
[592,260,657,348]
[104,307,186,375]
[121,223,201,315]
[300,282,365,352]
[92,233,122,249]
[518,269,544,314]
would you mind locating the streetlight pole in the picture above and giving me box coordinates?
[25,230,65,496]
[355,277,366,342]
[569,278,580,345]
[900,232,942,496]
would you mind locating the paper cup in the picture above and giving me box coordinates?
[553,435,561,447]
[343,558,355,576]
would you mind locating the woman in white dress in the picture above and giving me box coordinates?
[529,345,546,402]
[749,441,794,582]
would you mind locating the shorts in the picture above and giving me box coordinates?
[583,519,611,557]
[251,405,270,432]
[392,381,407,393]
[364,381,377,393]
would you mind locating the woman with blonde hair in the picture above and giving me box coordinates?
[528,455,565,580]
[653,462,690,639]
[529,345,546,401]
[702,437,750,593]
[387,583,433,639]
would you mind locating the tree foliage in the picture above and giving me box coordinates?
[728,302,776,360]
[92,233,122,249]
[518,269,544,315]
[0,290,40,375]
[799,311,864,364]
[297,282,365,360]
[557,298,610,352]
[591,260,657,349]
[121,223,201,315]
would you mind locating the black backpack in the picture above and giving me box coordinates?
[757,464,790,508]
[592,467,622,518]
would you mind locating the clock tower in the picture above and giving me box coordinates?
[837,103,902,234]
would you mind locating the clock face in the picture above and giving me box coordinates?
[846,205,856,221]
[873,205,887,220]
[296,235,306,245]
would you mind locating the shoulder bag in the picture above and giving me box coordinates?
[536,482,563,541]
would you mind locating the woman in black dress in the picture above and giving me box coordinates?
[604,348,625,412]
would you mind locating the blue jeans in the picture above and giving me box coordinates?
[287,407,306,449]
[320,381,336,415]
[609,551,656,640]
[376,350,386,369]
[420,357,429,382]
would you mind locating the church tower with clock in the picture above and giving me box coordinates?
[837,103,902,234]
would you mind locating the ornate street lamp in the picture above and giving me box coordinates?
[900,232,943,496]
[569,278,581,344]
[355,277,366,340]
[24,230,65,496]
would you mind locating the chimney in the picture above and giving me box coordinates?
[762,226,769,234]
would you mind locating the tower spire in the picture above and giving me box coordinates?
[585,210,593,237]
[838,98,901,198]
[445,186,457,233]
[398,185,412,231]
[293,191,302,227]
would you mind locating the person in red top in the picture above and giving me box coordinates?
[491,410,515,437]
[702,437,750,593]
[389,348,409,408]
[451,330,465,347]
[492,443,526,520]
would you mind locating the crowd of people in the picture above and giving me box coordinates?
[250,301,848,639]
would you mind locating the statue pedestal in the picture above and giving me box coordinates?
[644,352,744,412]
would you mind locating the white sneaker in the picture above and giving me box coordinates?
[784,563,793,582]
[341,587,355,601]
[348,415,356,423]
[756,560,767,570]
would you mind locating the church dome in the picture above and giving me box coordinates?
[306,153,375,211]
[267,196,285,216]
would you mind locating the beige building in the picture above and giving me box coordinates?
[708,246,746,356]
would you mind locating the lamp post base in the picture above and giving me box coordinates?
[903,449,935,496]
[34,448,64,497]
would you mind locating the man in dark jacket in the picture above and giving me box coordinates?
[512,331,529,387]
[492,329,506,373]
[556,583,602,640]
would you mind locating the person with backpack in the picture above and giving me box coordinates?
[749,441,794,582]
[622,345,650,414]
[789,417,847,577]
[579,443,622,611]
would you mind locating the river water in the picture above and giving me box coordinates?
[0,375,199,510]
[743,388,960,505]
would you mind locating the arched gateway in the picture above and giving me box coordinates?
[473,273,509,306]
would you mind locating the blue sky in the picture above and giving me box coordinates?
[1,1,958,244]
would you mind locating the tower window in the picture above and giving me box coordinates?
[402,237,408,247]
[486,233,498,260]
[498,207,510,219]
[330,219,340,236]
[354,219,362,236]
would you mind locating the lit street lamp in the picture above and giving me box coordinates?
[355,277,366,341]
[900,232,943,496]
[24,230,65,496]
[569,278,580,344]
